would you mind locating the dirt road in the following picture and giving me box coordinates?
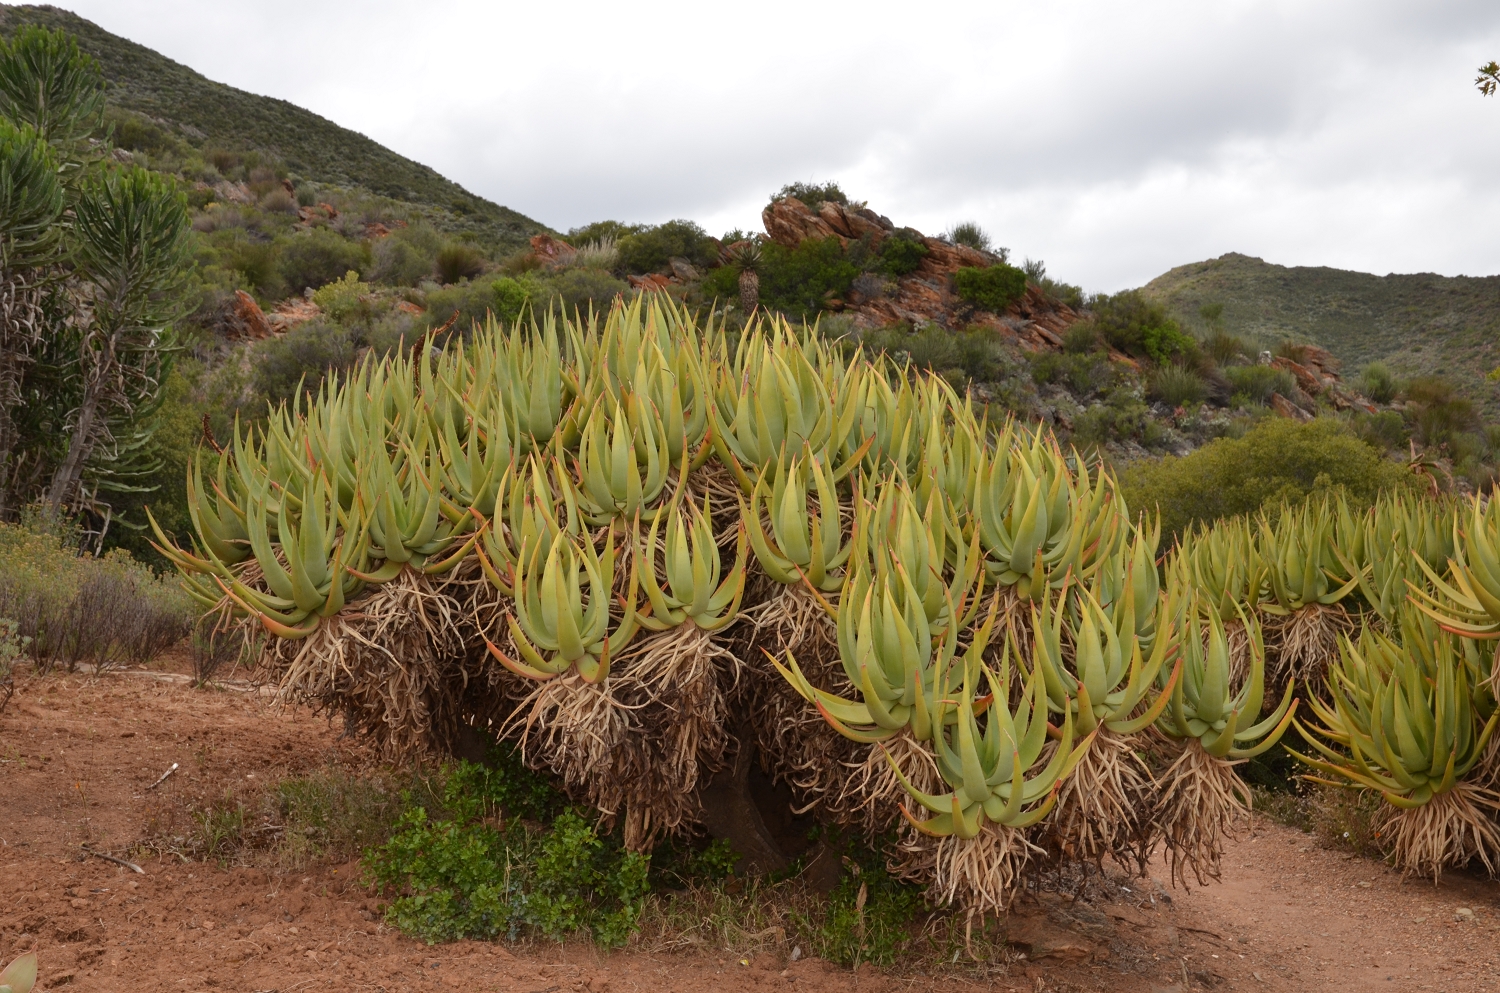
[2,671,1497,992]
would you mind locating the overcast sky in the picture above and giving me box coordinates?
[55,0,1500,292]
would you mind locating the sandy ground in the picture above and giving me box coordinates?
[2,668,1499,993]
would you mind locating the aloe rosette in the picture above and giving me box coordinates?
[635,493,747,632]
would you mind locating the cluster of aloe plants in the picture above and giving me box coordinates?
[162,295,1500,905]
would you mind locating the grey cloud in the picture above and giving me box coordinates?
[60,0,1500,290]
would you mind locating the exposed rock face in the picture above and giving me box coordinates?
[758,196,1080,351]
[268,297,321,333]
[761,197,894,249]
[222,290,272,340]
[530,234,576,269]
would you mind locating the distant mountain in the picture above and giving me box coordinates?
[0,4,548,253]
[1143,252,1500,416]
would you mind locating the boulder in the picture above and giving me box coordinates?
[1271,355,1326,395]
[223,290,272,340]
[268,297,321,334]
[529,234,575,269]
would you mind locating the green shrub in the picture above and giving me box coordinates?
[770,181,848,208]
[0,617,27,713]
[1358,361,1398,404]
[1349,409,1408,452]
[812,850,921,967]
[1223,364,1296,405]
[875,231,928,276]
[1403,375,1476,445]
[1072,390,1160,450]
[540,268,631,318]
[279,227,370,296]
[1204,329,1248,365]
[491,276,531,327]
[1031,352,1111,395]
[616,219,718,274]
[251,318,357,409]
[422,279,508,336]
[372,232,437,286]
[1083,290,1192,361]
[1120,417,1414,539]
[1061,322,1098,354]
[944,221,990,252]
[366,760,647,947]
[758,237,860,316]
[1150,365,1208,408]
[953,263,1027,312]
[311,270,372,322]
[436,243,486,284]
[0,520,192,673]
[567,220,647,245]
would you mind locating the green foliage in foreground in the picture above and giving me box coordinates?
[365,757,648,946]
[1120,417,1415,540]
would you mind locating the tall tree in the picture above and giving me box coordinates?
[0,121,62,517]
[0,25,190,527]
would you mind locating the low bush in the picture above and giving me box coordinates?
[0,520,192,673]
[1223,364,1296,406]
[366,759,648,946]
[0,617,27,713]
[436,243,486,284]
[1082,290,1194,362]
[770,181,848,208]
[1204,329,1248,365]
[1031,352,1112,396]
[1403,374,1476,446]
[875,231,928,276]
[250,319,357,410]
[1072,389,1161,450]
[1061,322,1098,354]
[616,219,718,275]
[1150,365,1208,408]
[1120,417,1414,539]
[953,263,1027,312]
[1358,361,1399,404]
[758,237,860,316]
[567,220,647,246]
[540,268,631,319]
[279,227,371,295]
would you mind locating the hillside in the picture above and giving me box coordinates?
[0,4,548,253]
[1143,252,1500,416]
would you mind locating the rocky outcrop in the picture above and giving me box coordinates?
[758,196,1079,351]
[530,234,576,270]
[268,297,321,333]
[221,290,272,340]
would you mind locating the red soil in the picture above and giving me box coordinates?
[2,668,1498,993]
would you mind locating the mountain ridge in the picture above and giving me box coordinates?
[1143,251,1500,416]
[0,3,549,252]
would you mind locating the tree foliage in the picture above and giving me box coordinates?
[0,25,192,533]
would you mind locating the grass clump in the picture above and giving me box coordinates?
[944,221,990,252]
[1150,365,1208,408]
[1358,361,1399,404]
[1224,364,1297,406]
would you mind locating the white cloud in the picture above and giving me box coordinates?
[59,0,1500,290]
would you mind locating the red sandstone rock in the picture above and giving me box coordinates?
[530,234,575,269]
[224,290,272,340]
